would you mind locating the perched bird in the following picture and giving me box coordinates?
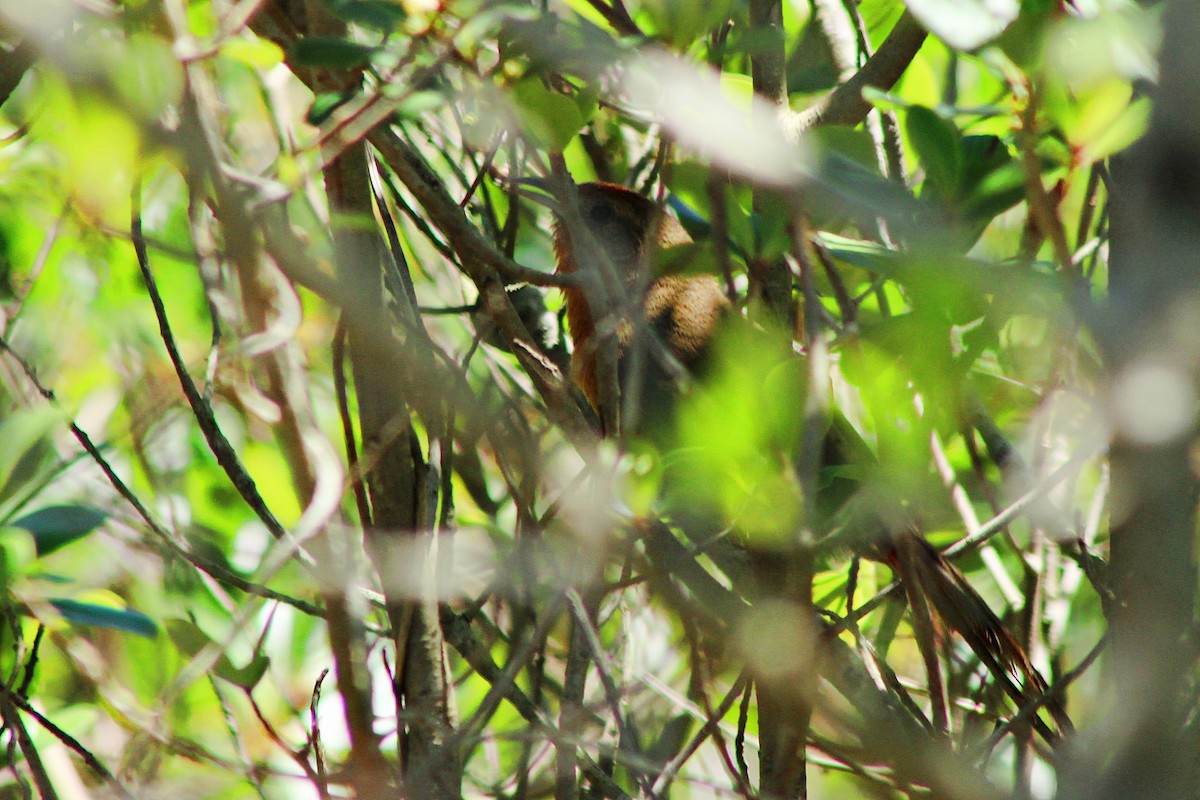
[550,181,728,433]
[546,178,1071,741]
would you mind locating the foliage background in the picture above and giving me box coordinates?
[0,0,1191,799]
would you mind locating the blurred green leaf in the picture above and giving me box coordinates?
[1085,97,1150,163]
[306,89,356,126]
[326,0,408,30]
[9,505,107,557]
[904,0,1019,51]
[290,36,378,69]
[672,320,804,546]
[510,78,583,151]
[906,106,962,199]
[102,33,184,121]
[0,528,36,588]
[397,90,448,118]
[221,38,286,69]
[0,408,63,511]
[49,599,158,639]
[642,0,734,47]
[166,619,269,689]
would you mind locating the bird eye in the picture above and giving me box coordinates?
[588,203,616,224]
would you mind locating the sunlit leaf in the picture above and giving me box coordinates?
[903,0,1019,51]
[642,0,734,46]
[620,50,807,185]
[1084,97,1150,164]
[222,37,286,69]
[102,33,184,122]
[510,78,583,151]
[671,320,804,546]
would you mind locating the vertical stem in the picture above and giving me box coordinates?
[1064,2,1200,798]
[748,0,794,323]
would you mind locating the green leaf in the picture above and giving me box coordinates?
[221,38,285,69]
[10,505,107,557]
[0,528,36,587]
[49,599,158,638]
[396,90,447,119]
[642,0,734,47]
[805,125,882,172]
[510,79,583,151]
[1084,97,1150,163]
[325,0,408,31]
[306,90,356,126]
[904,0,1019,51]
[0,407,62,510]
[906,106,962,199]
[290,37,378,70]
[671,320,804,546]
[166,619,269,689]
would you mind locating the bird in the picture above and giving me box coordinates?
[550,181,729,434]
[544,178,1072,742]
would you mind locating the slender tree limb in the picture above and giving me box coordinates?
[782,12,927,139]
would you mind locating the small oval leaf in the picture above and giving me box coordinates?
[10,505,107,556]
[48,599,158,638]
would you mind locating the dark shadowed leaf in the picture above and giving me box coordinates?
[906,106,962,198]
[49,599,159,638]
[290,37,378,69]
[10,505,107,556]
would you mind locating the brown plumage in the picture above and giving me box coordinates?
[551,182,728,416]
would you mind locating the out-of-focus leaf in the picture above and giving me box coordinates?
[642,0,734,47]
[1045,5,1159,90]
[0,407,62,509]
[808,151,924,237]
[654,241,723,278]
[326,0,408,31]
[290,37,378,69]
[621,51,807,185]
[572,83,600,128]
[396,90,447,118]
[102,33,184,121]
[817,233,901,277]
[166,619,270,689]
[906,106,962,198]
[306,89,356,126]
[995,0,1056,67]
[961,160,1025,222]
[510,79,583,151]
[49,599,158,639]
[671,320,804,546]
[957,135,1025,231]
[1046,78,1150,164]
[805,126,882,172]
[1084,97,1150,164]
[9,505,107,556]
[222,38,285,69]
[456,4,537,51]
[904,0,1019,51]
[0,528,36,587]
